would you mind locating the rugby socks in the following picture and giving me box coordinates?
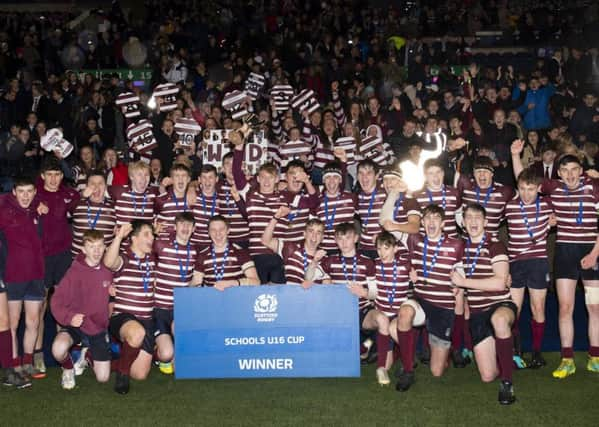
[60,354,74,370]
[118,342,140,375]
[561,347,574,359]
[22,353,33,365]
[531,320,545,352]
[589,346,599,357]
[398,329,415,373]
[0,330,12,368]
[463,319,473,351]
[451,314,464,351]
[496,337,513,382]
[376,333,390,368]
[12,357,21,368]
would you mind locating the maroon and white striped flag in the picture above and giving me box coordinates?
[115,91,141,118]
[174,117,202,147]
[270,84,294,111]
[291,89,320,114]
[127,119,158,154]
[222,90,250,120]
[244,72,266,100]
[152,83,179,112]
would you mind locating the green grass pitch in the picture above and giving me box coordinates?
[2,352,598,426]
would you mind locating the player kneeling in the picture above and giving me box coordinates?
[450,203,517,405]
[51,230,114,390]
[351,231,414,385]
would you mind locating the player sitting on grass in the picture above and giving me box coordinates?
[51,230,114,390]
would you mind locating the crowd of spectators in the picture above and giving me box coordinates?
[0,0,598,188]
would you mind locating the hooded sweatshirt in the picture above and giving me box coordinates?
[51,253,113,336]
[0,194,44,282]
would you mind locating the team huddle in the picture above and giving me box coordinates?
[1,131,599,405]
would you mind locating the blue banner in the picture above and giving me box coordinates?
[174,285,360,379]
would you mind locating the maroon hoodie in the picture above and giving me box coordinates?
[0,194,44,282]
[36,182,80,256]
[51,253,113,336]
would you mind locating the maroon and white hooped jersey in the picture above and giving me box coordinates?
[152,83,179,112]
[71,198,116,256]
[357,185,387,252]
[408,233,464,310]
[414,185,461,238]
[280,189,319,244]
[461,234,511,313]
[195,244,254,287]
[153,238,199,310]
[312,191,357,252]
[541,177,599,244]
[458,177,514,236]
[217,182,250,243]
[505,194,553,261]
[113,249,156,319]
[155,191,192,239]
[110,186,159,225]
[246,190,288,256]
[278,241,322,285]
[373,255,412,317]
[191,191,219,248]
[320,253,376,309]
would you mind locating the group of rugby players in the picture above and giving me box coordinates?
[1,112,598,408]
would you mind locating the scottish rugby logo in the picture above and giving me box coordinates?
[254,294,278,322]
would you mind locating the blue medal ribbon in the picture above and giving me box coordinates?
[475,186,493,208]
[422,235,445,278]
[225,189,234,216]
[427,186,446,210]
[172,191,189,211]
[341,255,357,283]
[563,184,584,225]
[86,199,102,230]
[133,253,151,293]
[133,192,147,217]
[173,240,191,283]
[381,259,398,305]
[303,249,309,271]
[324,194,337,230]
[211,244,229,282]
[466,234,487,278]
[393,192,406,221]
[360,188,377,227]
[518,196,540,241]
[202,192,217,217]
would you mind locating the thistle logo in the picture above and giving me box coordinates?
[254,294,278,322]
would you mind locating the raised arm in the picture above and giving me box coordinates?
[510,139,525,179]
[261,206,290,253]
[103,223,131,271]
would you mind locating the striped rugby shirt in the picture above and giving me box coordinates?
[408,233,464,310]
[320,253,376,309]
[112,249,156,319]
[357,184,387,251]
[312,191,357,252]
[278,241,323,285]
[280,189,319,243]
[111,185,159,225]
[505,194,553,261]
[195,244,254,287]
[541,177,599,244]
[461,234,511,313]
[71,198,116,256]
[414,185,461,238]
[217,181,250,243]
[458,177,514,236]
[155,191,192,240]
[153,238,199,310]
[373,255,412,317]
